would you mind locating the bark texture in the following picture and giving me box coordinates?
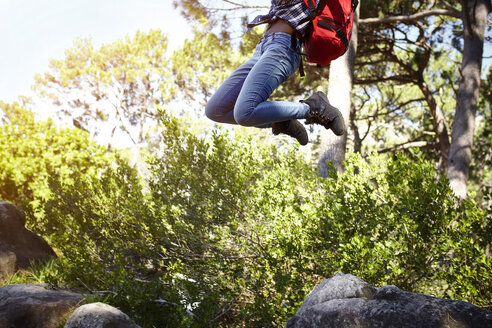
[446,0,490,198]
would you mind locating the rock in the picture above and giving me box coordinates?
[286,273,492,328]
[64,302,142,328]
[0,284,84,328]
[0,201,56,277]
[0,250,16,281]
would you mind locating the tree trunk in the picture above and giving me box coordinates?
[418,80,450,169]
[446,0,490,198]
[318,3,360,177]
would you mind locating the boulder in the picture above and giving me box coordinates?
[0,284,84,328]
[64,302,141,328]
[0,250,16,281]
[0,201,56,278]
[286,273,492,328]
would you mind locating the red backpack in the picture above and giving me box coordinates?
[298,0,358,75]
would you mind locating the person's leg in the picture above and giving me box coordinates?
[233,33,310,127]
[205,32,311,145]
[204,46,260,125]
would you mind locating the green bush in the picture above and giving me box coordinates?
[311,152,490,306]
[29,111,489,327]
[0,101,110,228]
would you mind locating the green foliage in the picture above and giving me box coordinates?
[0,258,61,287]
[352,36,461,162]
[171,31,246,108]
[0,101,111,226]
[360,0,418,19]
[33,29,174,145]
[28,110,489,327]
[354,0,466,170]
[312,152,490,305]
[470,66,492,204]
[3,4,488,326]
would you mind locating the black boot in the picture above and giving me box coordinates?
[272,120,308,145]
[301,91,346,136]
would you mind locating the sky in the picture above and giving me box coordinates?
[0,0,192,103]
[1,1,489,105]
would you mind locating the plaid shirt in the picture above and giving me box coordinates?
[247,0,319,37]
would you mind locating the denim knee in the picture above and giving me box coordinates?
[204,100,217,121]
[233,101,257,126]
[205,94,233,123]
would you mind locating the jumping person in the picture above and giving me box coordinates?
[205,0,346,146]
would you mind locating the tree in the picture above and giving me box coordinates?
[353,0,491,197]
[318,2,361,176]
[171,31,248,109]
[172,0,269,36]
[469,66,492,201]
[0,101,110,225]
[355,1,462,167]
[173,0,491,200]
[447,0,491,198]
[34,30,174,150]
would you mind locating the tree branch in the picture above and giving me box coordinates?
[378,141,436,154]
[439,0,460,13]
[221,0,268,9]
[356,98,427,120]
[206,0,268,11]
[354,75,415,85]
[360,9,462,25]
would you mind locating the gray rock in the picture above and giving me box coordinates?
[64,302,141,328]
[0,201,56,278]
[0,284,84,328]
[0,250,16,281]
[286,273,492,328]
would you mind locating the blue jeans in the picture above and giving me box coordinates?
[205,32,310,128]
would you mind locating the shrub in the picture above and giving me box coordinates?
[0,101,110,229]
[311,152,490,307]
[33,111,489,327]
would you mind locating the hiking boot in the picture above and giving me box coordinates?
[301,91,346,136]
[272,120,308,145]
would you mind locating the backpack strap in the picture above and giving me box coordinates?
[317,21,349,49]
[291,32,306,77]
[317,0,329,13]
[298,0,327,26]
[352,0,359,10]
